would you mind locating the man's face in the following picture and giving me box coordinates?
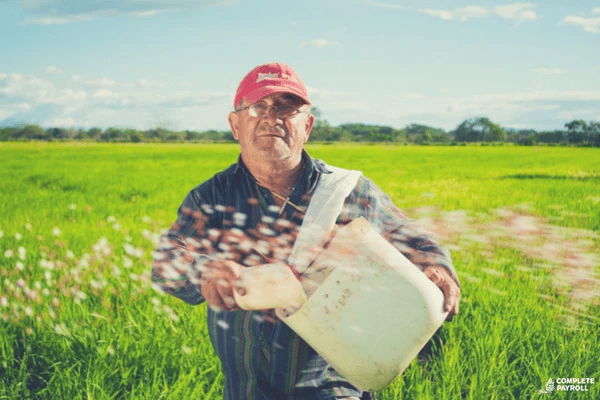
[228,93,315,163]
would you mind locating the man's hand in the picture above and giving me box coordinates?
[200,260,245,311]
[423,266,460,319]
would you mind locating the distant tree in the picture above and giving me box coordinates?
[453,117,506,142]
[184,130,200,141]
[88,127,102,141]
[309,119,335,142]
[405,123,448,144]
[565,119,587,144]
[16,124,50,141]
[100,127,125,141]
[537,130,566,144]
[0,126,19,141]
[46,127,67,140]
[587,121,600,146]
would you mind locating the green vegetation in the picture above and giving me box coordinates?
[2,112,599,146]
[1,143,598,399]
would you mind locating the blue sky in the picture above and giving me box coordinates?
[1,0,599,132]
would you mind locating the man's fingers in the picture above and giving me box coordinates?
[200,260,244,311]
[423,266,461,320]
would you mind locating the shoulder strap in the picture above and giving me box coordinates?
[288,166,362,273]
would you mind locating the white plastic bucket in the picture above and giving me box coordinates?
[233,262,307,310]
[276,217,448,391]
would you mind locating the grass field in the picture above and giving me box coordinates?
[1,142,599,399]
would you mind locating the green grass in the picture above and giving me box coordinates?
[1,142,598,399]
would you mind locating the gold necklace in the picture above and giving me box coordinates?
[258,160,306,215]
[268,190,307,215]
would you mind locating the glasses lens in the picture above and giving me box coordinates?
[248,104,269,118]
[247,103,302,119]
[276,105,298,118]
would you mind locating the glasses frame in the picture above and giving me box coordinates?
[235,103,310,120]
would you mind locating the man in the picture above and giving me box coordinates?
[152,62,460,400]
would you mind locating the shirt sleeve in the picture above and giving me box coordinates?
[152,189,213,305]
[338,175,460,285]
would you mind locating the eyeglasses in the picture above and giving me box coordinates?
[235,103,309,119]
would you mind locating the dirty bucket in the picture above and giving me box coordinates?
[233,262,307,310]
[276,217,448,391]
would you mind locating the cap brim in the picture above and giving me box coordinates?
[243,85,311,106]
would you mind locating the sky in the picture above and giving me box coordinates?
[1,0,599,132]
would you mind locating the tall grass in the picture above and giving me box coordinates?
[1,142,598,399]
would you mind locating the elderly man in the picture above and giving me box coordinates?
[152,62,460,400]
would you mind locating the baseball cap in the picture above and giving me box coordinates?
[233,62,311,108]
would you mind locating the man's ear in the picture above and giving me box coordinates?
[228,112,240,141]
[303,113,315,143]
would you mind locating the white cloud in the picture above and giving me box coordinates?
[560,11,600,33]
[420,8,454,21]
[46,116,77,126]
[306,87,350,98]
[84,77,117,87]
[16,0,238,25]
[131,10,164,18]
[300,39,341,48]
[138,79,166,88]
[0,68,232,129]
[494,3,537,23]
[420,6,490,22]
[529,68,566,75]
[455,6,490,22]
[62,89,87,101]
[23,14,94,25]
[45,65,63,74]
[93,89,114,99]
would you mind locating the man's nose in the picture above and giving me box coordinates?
[264,106,282,124]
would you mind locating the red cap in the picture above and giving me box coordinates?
[233,63,311,107]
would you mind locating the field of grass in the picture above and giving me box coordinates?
[1,142,599,399]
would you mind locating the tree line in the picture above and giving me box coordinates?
[1,110,599,146]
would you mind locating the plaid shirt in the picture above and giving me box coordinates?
[152,151,457,400]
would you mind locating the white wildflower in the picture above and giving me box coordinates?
[54,323,68,335]
[40,259,55,270]
[25,223,32,231]
[16,262,24,271]
[107,216,116,223]
[69,204,77,210]
[15,233,22,240]
[66,250,75,259]
[52,227,61,236]
[123,256,133,269]
[4,249,14,258]
[123,243,144,258]
[142,216,151,223]
[18,246,26,260]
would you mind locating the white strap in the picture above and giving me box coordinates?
[288,166,362,273]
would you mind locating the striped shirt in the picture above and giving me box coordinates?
[152,151,458,400]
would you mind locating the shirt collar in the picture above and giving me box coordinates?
[231,150,332,177]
